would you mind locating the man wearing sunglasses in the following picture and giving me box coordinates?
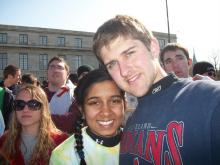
[44,56,80,134]
[193,61,216,80]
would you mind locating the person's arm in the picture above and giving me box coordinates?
[192,74,214,81]
[211,102,220,164]
[2,89,14,130]
[0,111,5,136]
[51,100,80,134]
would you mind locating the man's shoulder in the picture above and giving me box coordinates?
[176,79,220,99]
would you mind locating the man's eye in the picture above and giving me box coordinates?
[177,56,184,60]
[106,61,117,70]
[126,51,134,56]
[165,59,171,65]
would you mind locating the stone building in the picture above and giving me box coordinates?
[0,24,176,82]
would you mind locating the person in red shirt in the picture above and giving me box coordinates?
[0,85,68,165]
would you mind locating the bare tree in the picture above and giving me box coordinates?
[209,49,220,80]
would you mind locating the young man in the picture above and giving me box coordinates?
[0,65,21,95]
[44,56,79,134]
[160,43,192,78]
[93,15,220,164]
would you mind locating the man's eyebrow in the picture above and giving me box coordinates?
[120,46,136,55]
[176,54,185,57]
[164,57,172,62]
[104,45,136,66]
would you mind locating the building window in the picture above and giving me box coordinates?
[57,37,65,47]
[39,54,48,70]
[19,53,28,70]
[0,33,7,44]
[158,39,166,49]
[72,55,82,71]
[73,38,82,48]
[19,34,28,45]
[39,36,47,46]
[0,53,7,70]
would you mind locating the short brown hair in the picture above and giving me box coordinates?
[3,65,20,79]
[93,15,155,65]
[160,43,189,64]
[47,56,69,73]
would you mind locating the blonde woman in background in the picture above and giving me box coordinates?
[0,85,68,165]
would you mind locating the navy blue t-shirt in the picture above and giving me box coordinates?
[120,75,220,165]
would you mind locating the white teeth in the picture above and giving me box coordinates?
[98,120,113,126]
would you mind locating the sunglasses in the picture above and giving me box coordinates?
[14,99,42,111]
[207,71,216,77]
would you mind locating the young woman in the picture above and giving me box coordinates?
[0,85,68,165]
[50,69,125,165]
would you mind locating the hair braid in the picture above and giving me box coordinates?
[74,113,86,165]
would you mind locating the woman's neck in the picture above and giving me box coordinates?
[22,123,40,137]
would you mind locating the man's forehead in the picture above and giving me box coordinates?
[50,60,65,65]
[164,49,186,58]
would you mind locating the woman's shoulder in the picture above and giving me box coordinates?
[0,132,8,147]
[50,131,69,146]
[52,134,75,153]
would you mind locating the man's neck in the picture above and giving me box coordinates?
[48,83,65,92]
[3,79,13,88]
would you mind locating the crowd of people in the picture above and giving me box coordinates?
[0,14,219,165]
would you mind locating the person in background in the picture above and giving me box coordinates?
[93,15,220,164]
[193,61,216,80]
[21,73,39,87]
[160,43,192,78]
[0,111,5,136]
[0,85,68,165]
[44,56,80,134]
[41,80,48,89]
[77,65,93,80]
[50,69,125,165]
[68,73,78,86]
[0,65,21,95]
[0,86,14,131]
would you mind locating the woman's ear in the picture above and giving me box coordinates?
[78,106,85,119]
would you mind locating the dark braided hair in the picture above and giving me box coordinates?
[74,68,124,165]
[74,112,86,165]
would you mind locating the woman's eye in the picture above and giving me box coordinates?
[112,98,122,104]
[88,101,99,106]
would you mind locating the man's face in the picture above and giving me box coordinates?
[11,70,21,85]
[47,60,68,87]
[100,36,162,97]
[162,50,191,78]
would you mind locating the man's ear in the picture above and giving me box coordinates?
[150,38,160,59]
[8,74,13,79]
[188,58,192,66]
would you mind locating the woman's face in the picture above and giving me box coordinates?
[15,90,42,130]
[84,80,124,137]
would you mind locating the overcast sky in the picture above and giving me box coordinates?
[1,0,220,62]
